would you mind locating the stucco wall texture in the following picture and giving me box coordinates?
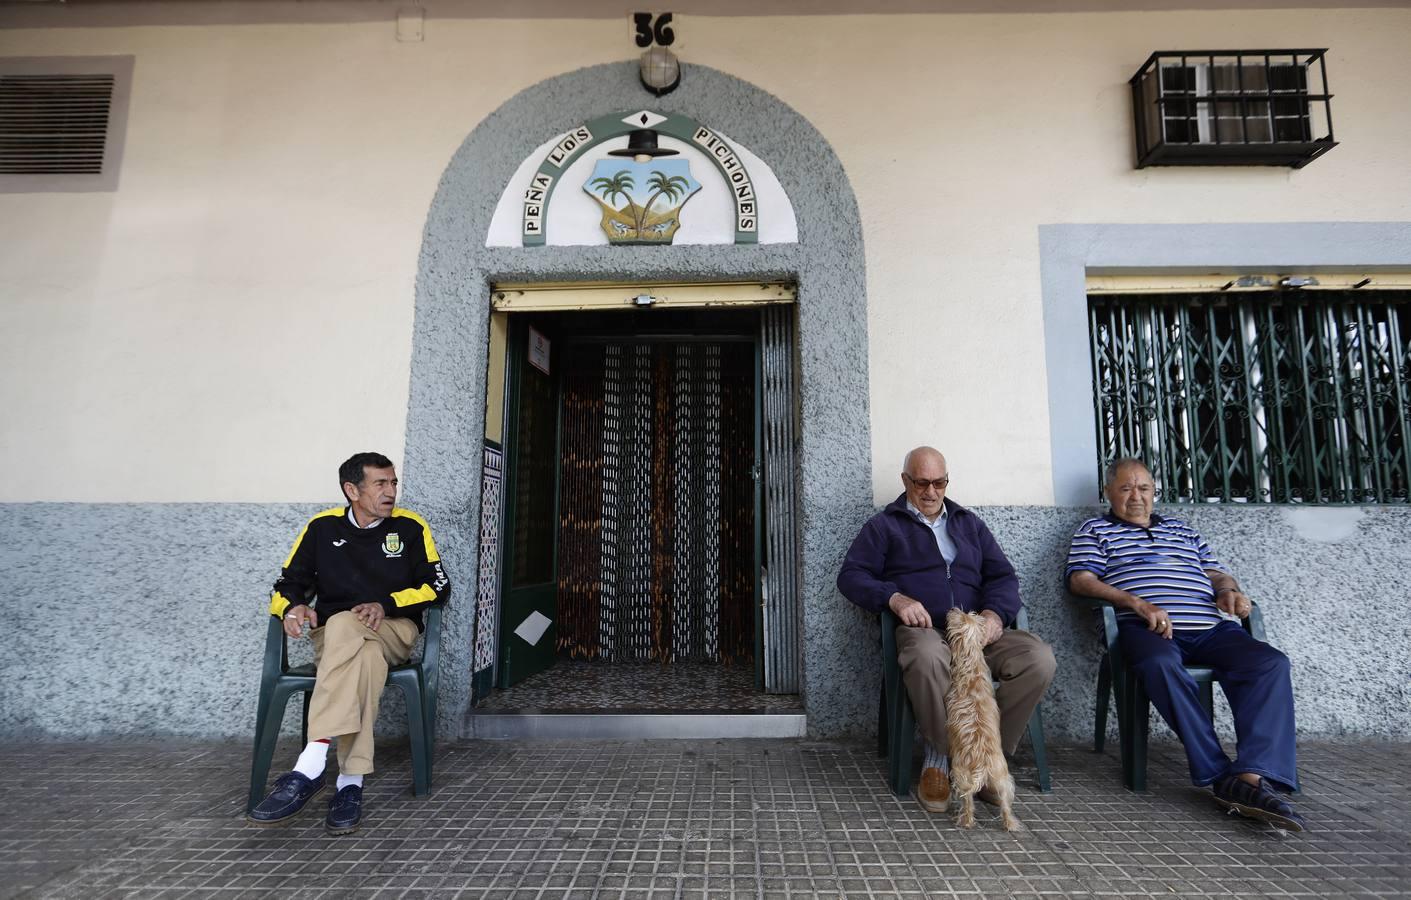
[3,7,1411,506]
[4,503,1407,743]
[4,6,1411,748]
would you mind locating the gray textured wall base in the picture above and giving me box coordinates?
[3,502,1407,744]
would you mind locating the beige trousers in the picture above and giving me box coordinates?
[895,624,1056,757]
[308,610,419,776]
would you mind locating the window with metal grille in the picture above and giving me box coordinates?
[1089,291,1411,504]
[1130,50,1335,168]
[0,56,133,193]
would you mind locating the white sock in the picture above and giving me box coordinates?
[923,741,949,773]
[293,740,329,779]
[336,773,364,791]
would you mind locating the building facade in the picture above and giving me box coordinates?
[2,1,1409,743]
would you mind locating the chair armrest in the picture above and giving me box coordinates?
[1245,598,1266,642]
[880,608,900,661]
[261,615,287,683]
[1066,592,1121,657]
[1013,605,1030,632]
[1066,594,1109,613]
[421,605,443,675]
[420,605,444,735]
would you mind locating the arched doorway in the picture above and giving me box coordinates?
[403,61,873,739]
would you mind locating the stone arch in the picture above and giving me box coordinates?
[405,60,874,737]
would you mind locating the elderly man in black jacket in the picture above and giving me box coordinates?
[838,446,1054,812]
[248,452,450,835]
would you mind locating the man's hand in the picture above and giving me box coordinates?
[351,602,386,631]
[888,593,932,629]
[1134,600,1173,640]
[1216,588,1252,619]
[979,610,1004,646]
[282,604,318,638]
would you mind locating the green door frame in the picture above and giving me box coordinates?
[494,309,767,690]
[497,316,561,688]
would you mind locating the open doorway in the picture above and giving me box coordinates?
[479,291,801,714]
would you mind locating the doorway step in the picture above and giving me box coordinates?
[462,661,805,739]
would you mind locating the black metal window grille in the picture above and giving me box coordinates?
[1131,50,1335,168]
[1089,291,1411,504]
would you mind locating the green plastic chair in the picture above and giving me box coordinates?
[246,605,442,813]
[878,606,1053,798]
[1071,594,1297,793]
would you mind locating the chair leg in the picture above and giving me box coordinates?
[424,693,437,789]
[300,690,312,745]
[1198,680,1215,723]
[1127,678,1150,793]
[890,695,916,797]
[1094,658,1111,753]
[877,681,889,759]
[1025,705,1053,793]
[399,678,430,798]
[248,682,301,813]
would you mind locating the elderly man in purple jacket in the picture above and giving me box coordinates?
[838,446,1056,812]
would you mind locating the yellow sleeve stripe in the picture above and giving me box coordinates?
[270,591,293,617]
[392,507,440,562]
[281,506,345,568]
[391,584,438,607]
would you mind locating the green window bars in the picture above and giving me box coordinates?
[1088,291,1411,504]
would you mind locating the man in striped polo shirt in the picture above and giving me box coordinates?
[1066,458,1305,831]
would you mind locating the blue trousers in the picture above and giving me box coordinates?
[1119,619,1298,791]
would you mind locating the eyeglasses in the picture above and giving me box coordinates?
[904,474,950,490]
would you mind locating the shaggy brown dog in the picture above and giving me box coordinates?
[944,608,1021,831]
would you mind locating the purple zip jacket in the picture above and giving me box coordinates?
[836,494,1021,627]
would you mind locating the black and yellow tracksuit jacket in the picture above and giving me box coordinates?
[268,506,450,632]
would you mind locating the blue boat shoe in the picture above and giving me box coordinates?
[247,771,326,826]
[326,784,363,835]
[1213,774,1307,833]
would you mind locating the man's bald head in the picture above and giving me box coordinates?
[903,446,946,475]
[901,446,949,520]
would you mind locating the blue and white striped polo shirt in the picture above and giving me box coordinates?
[1066,513,1227,631]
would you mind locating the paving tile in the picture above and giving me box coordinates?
[0,739,1407,898]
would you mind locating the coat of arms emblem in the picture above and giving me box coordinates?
[382,533,403,557]
[583,129,700,245]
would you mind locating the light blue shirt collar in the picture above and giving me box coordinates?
[907,500,956,566]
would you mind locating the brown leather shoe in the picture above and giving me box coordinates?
[916,767,950,813]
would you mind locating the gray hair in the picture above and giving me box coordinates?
[1104,457,1150,487]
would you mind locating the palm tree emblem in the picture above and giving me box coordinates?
[590,171,635,211]
[584,158,699,244]
[636,171,691,235]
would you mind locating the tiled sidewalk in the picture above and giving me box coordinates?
[2,738,1407,899]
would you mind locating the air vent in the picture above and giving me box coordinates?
[0,73,114,174]
[0,56,133,193]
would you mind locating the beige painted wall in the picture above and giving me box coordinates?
[2,7,1408,503]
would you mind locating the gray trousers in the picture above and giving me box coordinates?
[895,624,1056,757]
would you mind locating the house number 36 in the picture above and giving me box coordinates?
[632,12,676,47]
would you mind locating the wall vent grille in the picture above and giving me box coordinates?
[0,73,115,175]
